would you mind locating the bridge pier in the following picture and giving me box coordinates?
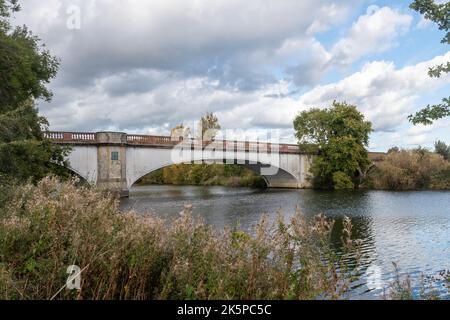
[96,132,129,197]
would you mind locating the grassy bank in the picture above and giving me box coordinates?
[0,177,362,300]
[137,164,267,188]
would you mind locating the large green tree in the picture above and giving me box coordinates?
[294,102,372,189]
[0,0,68,182]
[408,0,450,125]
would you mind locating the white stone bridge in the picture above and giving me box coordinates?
[46,131,316,196]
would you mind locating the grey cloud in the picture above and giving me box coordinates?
[22,0,427,136]
[16,0,359,90]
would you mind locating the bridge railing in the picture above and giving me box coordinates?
[44,131,96,142]
[46,131,303,153]
[126,136,302,153]
[127,134,180,145]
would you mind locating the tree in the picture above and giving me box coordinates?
[198,112,221,141]
[293,102,372,189]
[0,0,68,182]
[408,0,450,125]
[435,140,450,160]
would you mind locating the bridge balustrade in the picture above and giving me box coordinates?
[46,131,305,154]
[44,131,96,142]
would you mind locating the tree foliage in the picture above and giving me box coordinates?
[408,0,450,125]
[0,1,68,182]
[293,102,372,189]
[435,140,450,160]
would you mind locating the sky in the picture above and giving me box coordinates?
[12,0,450,151]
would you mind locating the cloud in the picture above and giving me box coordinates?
[14,0,358,91]
[294,52,450,131]
[242,51,450,134]
[332,6,412,66]
[380,117,450,148]
[12,1,450,151]
[41,48,450,144]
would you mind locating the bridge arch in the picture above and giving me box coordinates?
[125,146,305,189]
[127,159,300,189]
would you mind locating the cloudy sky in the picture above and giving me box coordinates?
[13,0,450,151]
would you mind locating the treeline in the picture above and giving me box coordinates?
[138,164,267,188]
[365,144,450,191]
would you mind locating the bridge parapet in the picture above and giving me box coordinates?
[127,134,179,145]
[46,131,304,154]
[44,131,96,143]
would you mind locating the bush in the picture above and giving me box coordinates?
[368,148,450,190]
[0,177,362,300]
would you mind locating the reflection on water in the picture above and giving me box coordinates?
[120,185,450,299]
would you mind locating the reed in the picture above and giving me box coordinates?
[0,177,362,300]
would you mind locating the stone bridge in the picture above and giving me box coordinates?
[47,131,317,196]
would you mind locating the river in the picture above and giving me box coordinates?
[120,185,450,299]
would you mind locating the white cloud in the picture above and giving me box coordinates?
[294,52,450,131]
[385,118,450,148]
[13,0,358,90]
[332,6,412,66]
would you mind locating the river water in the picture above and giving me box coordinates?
[120,185,450,299]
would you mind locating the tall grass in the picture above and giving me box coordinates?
[0,177,361,300]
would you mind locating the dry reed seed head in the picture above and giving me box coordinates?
[341,216,357,248]
[289,209,309,239]
[311,214,334,237]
